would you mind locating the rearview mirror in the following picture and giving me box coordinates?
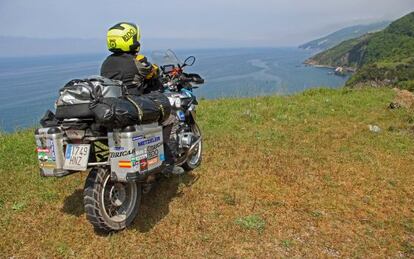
[183,56,196,67]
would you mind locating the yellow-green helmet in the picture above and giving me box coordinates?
[107,22,141,53]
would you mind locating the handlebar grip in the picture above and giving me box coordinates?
[182,73,204,84]
[193,77,204,84]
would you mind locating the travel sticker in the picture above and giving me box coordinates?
[136,148,147,156]
[148,157,159,166]
[137,136,161,147]
[140,159,148,171]
[110,148,136,158]
[131,155,147,168]
[37,147,49,162]
[48,139,56,161]
[132,135,144,142]
[37,148,50,153]
[147,143,162,159]
[118,160,132,169]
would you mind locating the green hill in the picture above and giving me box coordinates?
[306,12,414,90]
[299,21,389,51]
[1,88,413,257]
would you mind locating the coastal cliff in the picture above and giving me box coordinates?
[306,12,414,90]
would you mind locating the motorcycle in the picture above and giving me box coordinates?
[34,50,204,232]
[152,50,204,169]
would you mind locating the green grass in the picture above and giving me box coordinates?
[0,87,413,257]
[235,215,266,232]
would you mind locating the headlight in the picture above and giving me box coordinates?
[175,98,181,108]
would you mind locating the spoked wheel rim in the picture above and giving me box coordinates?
[188,125,202,167]
[101,173,138,223]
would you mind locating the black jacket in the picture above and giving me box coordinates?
[101,53,159,95]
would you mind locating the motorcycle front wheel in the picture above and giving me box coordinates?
[183,123,203,171]
[83,167,141,232]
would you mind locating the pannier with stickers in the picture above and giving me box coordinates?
[34,127,66,177]
[34,49,204,233]
[108,124,165,182]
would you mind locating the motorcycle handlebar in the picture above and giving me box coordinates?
[181,73,204,85]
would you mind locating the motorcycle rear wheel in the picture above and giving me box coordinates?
[83,167,141,232]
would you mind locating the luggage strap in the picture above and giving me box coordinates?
[150,98,165,120]
[85,79,101,109]
[125,95,143,122]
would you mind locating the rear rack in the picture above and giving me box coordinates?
[63,136,108,143]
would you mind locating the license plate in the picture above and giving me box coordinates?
[63,144,90,171]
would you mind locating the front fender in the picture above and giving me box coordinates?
[185,109,196,124]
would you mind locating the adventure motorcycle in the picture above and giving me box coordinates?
[34,50,204,232]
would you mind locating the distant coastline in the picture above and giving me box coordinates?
[304,59,356,73]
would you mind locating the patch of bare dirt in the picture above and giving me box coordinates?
[391,88,414,109]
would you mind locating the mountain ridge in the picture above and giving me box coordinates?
[306,12,414,90]
[299,21,390,51]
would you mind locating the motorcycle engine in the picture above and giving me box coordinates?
[178,132,197,149]
[169,119,197,157]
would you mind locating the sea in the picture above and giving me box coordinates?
[0,48,348,132]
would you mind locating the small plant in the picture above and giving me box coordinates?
[56,242,75,257]
[235,215,265,232]
[281,239,292,248]
[402,240,414,256]
[200,234,210,242]
[403,219,414,233]
[310,210,323,218]
[41,190,59,202]
[268,200,285,207]
[12,201,26,211]
[223,193,236,206]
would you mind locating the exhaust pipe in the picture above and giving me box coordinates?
[185,136,202,160]
[175,136,202,166]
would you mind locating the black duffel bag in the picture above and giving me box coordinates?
[91,92,172,128]
[144,91,172,123]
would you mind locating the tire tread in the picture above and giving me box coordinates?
[83,167,140,232]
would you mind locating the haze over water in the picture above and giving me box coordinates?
[0,48,348,132]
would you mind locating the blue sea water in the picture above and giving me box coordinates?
[0,48,347,132]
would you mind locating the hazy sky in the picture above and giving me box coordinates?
[0,0,413,46]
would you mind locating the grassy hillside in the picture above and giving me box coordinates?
[306,12,414,90]
[299,21,389,51]
[1,88,414,257]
